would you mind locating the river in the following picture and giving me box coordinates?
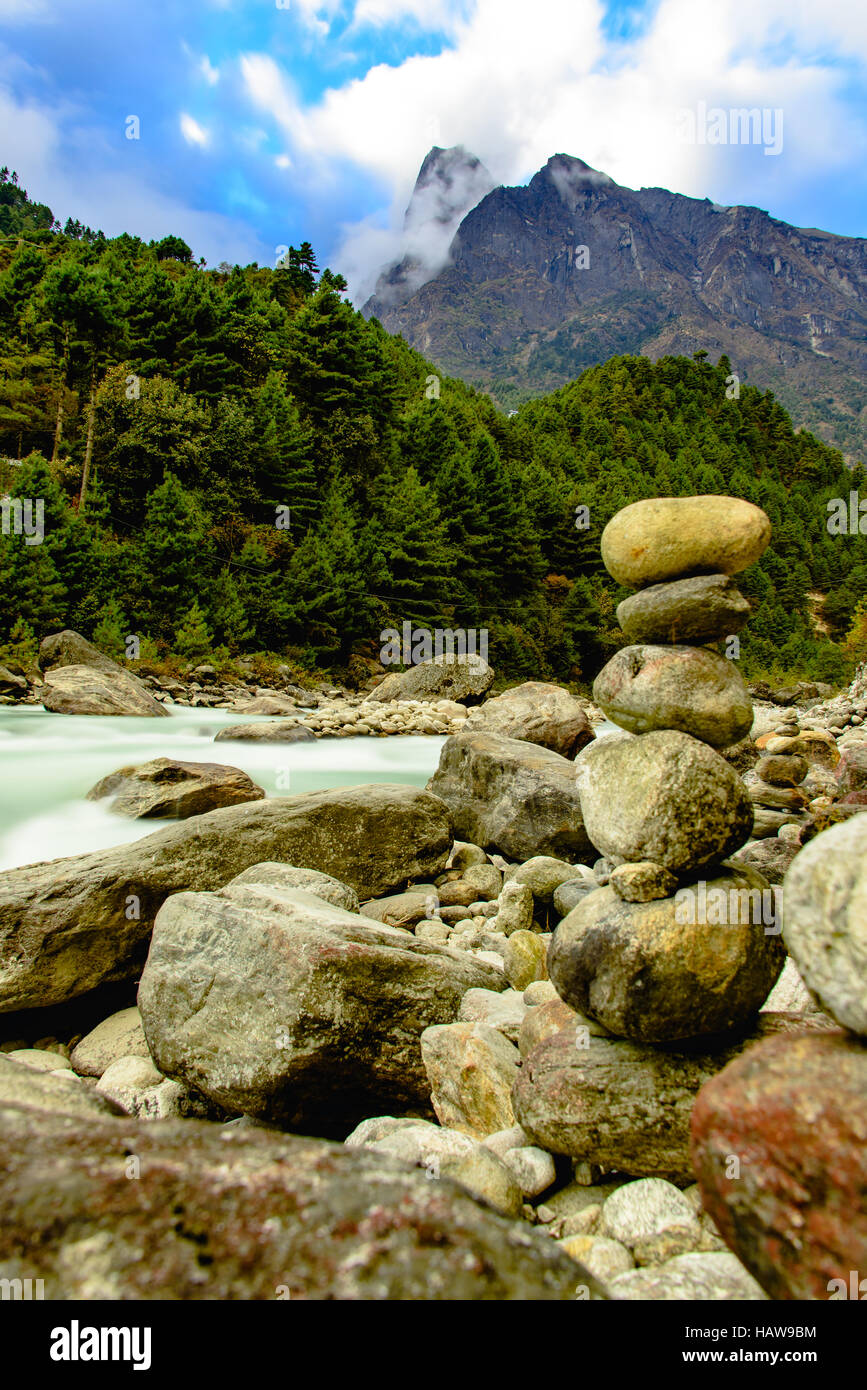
[0,707,447,872]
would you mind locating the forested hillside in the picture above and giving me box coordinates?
[2,167,866,687]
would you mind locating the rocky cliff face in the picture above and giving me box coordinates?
[363,152,867,460]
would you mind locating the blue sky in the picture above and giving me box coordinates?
[1,0,865,302]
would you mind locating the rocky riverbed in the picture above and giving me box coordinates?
[1,504,866,1302]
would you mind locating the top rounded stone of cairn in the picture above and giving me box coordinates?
[600,495,772,588]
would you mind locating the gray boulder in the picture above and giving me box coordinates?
[575,730,753,873]
[427,732,594,863]
[38,629,118,674]
[782,816,867,1035]
[86,757,265,818]
[41,664,170,717]
[464,682,594,758]
[214,721,316,743]
[365,653,494,705]
[138,882,505,1130]
[616,574,751,645]
[0,665,28,695]
[0,784,452,1012]
[593,644,753,748]
[512,1012,833,1180]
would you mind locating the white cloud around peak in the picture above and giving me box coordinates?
[238,0,866,299]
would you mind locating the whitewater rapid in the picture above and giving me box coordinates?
[0,707,447,872]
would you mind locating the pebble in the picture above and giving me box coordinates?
[459,987,527,1041]
[608,860,677,903]
[493,880,534,936]
[601,1178,701,1247]
[7,1048,73,1072]
[559,1234,634,1281]
[504,930,548,990]
[609,1251,767,1300]
[500,1145,557,1198]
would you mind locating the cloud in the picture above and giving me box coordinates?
[200,56,220,86]
[0,80,263,267]
[350,0,467,29]
[237,0,867,300]
[0,0,50,20]
[180,112,210,147]
[291,0,342,36]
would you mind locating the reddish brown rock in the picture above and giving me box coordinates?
[691,1029,867,1300]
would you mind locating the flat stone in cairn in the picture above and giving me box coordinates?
[616,573,751,645]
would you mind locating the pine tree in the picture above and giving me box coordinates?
[92,598,128,660]
[252,372,319,531]
[136,472,210,636]
[209,568,251,652]
[174,598,213,662]
[379,465,455,629]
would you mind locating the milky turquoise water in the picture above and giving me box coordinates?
[0,706,447,871]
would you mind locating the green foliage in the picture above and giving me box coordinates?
[91,598,128,661]
[174,598,214,663]
[0,168,863,686]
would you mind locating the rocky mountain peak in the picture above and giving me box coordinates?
[365,146,496,314]
[362,150,867,460]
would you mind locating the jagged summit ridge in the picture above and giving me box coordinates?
[362,149,867,460]
[365,145,495,312]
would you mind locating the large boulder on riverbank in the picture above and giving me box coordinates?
[0,784,453,1012]
[41,664,170,717]
[0,1100,603,1300]
[366,653,493,705]
[86,757,265,818]
[138,882,504,1130]
[463,682,594,759]
[427,732,594,863]
[38,629,118,674]
[37,629,170,717]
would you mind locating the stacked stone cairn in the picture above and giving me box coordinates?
[547,494,786,1044]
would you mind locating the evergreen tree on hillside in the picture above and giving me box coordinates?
[379,466,456,629]
[94,367,208,524]
[136,472,210,636]
[285,287,395,430]
[251,371,319,531]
